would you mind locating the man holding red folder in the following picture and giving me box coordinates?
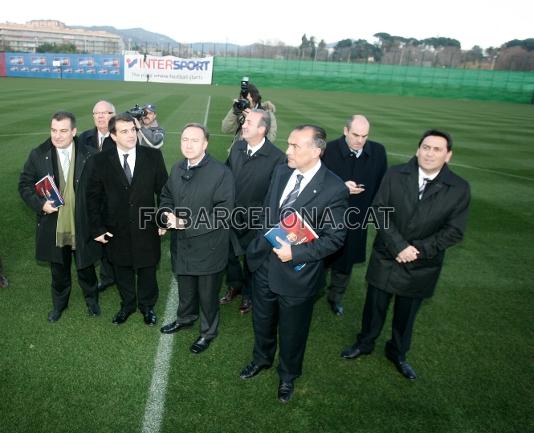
[19,111,101,322]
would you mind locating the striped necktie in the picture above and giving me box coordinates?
[61,149,70,182]
[419,177,431,200]
[280,174,304,211]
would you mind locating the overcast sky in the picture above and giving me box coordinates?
[3,0,532,49]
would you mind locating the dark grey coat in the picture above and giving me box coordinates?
[365,157,470,298]
[18,137,101,269]
[160,154,234,275]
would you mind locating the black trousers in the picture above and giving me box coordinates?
[50,246,98,311]
[176,272,222,340]
[327,267,353,303]
[225,244,252,298]
[252,262,315,382]
[98,250,115,286]
[113,265,159,313]
[356,284,422,361]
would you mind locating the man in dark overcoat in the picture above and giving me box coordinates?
[78,100,116,291]
[219,109,285,314]
[240,125,348,403]
[19,111,101,322]
[322,114,387,315]
[341,129,470,380]
[159,123,234,354]
[86,113,168,326]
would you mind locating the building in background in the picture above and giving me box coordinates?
[0,20,123,54]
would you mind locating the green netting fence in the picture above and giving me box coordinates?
[213,57,534,104]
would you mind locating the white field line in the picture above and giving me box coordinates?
[203,95,211,126]
[140,276,179,433]
[141,96,211,433]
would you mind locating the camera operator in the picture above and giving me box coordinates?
[221,81,277,144]
[134,104,165,149]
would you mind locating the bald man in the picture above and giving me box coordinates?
[322,115,387,316]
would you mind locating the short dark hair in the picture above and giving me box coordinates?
[51,111,76,129]
[247,83,262,107]
[182,123,209,141]
[293,124,327,152]
[108,112,134,135]
[418,129,453,151]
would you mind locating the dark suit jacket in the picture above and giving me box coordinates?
[18,137,101,268]
[160,154,234,275]
[86,145,168,268]
[247,163,349,298]
[366,157,470,298]
[322,136,387,270]
[226,138,286,254]
[78,127,115,152]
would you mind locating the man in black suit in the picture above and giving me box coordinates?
[322,115,387,316]
[86,113,168,326]
[219,109,285,314]
[341,129,470,380]
[240,125,348,403]
[19,111,101,322]
[78,100,117,291]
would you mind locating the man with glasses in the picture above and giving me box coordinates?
[79,100,116,152]
[79,100,117,291]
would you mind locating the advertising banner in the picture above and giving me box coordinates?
[4,53,123,80]
[0,53,5,77]
[124,55,213,84]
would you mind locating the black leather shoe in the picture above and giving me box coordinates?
[160,321,193,334]
[239,297,252,314]
[190,336,211,354]
[143,309,157,326]
[341,344,370,359]
[97,281,114,292]
[112,309,132,325]
[47,309,63,323]
[87,303,101,317]
[219,287,240,304]
[239,362,271,380]
[328,299,344,316]
[386,354,417,380]
[277,380,294,403]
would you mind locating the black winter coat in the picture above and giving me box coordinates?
[322,136,387,272]
[160,154,234,275]
[18,137,101,269]
[366,157,470,298]
[86,145,168,268]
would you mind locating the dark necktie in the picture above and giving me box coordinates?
[280,174,304,211]
[246,149,252,159]
[123,154,133,184]
[419,177,431,200]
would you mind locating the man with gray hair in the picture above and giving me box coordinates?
[79,100,117,291]
[219,109,285,314]
[240,125,348,403]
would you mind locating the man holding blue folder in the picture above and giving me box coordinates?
[240,125,348,403]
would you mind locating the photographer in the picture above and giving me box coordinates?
[133,104,165,149]
[221,81,277,144]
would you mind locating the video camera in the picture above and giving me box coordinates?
[232,76,250,115]
[127,104,146,120]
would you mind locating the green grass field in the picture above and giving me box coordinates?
[0,77,533,433]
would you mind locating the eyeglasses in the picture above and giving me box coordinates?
[93,111,114,116]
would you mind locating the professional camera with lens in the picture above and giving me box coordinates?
[127,104,146,120]
[232,76,250,115]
